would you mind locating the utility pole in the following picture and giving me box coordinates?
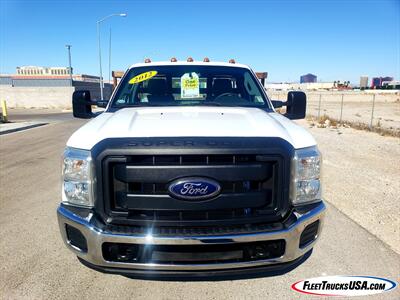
[97,13,127,100]
[108,28,112,85]
[65,45,73,86]
[97,21,103,100]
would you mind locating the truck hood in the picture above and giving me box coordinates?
[67,107,316,150]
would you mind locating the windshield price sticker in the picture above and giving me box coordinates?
[129,71,158,84]
[181,72,200,98]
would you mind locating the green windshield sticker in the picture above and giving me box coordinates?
[129,71,157,84]
[181,72,200,98]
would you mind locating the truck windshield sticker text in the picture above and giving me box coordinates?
[129,71,158,84]
[181,72,200,98]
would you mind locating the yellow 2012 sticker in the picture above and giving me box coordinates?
[129,71,157,84]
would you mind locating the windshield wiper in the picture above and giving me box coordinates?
[194,102,223,106]
[114,104,170,108]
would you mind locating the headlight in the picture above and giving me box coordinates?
[62,147,95,207]
[290,146,321,206]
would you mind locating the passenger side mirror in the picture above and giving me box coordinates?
[72,90,94,119]
[285,91,306,120]
[271,100,284,109]
[270,92,306,120]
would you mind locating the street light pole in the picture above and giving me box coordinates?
[65,44,73,86]
[97,13,127,100]
[108,28,112,85]
[97,21,103,100]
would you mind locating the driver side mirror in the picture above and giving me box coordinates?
[96,100,109,108]
[271,91,307,120]
[72,90,93,119]
[72,91,109,118]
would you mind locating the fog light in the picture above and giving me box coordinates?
[253,245,270,259]
[103,243,139,262]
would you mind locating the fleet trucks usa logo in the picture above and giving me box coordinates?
[291,276,397,297]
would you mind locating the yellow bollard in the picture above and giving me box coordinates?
[1,100,8,122]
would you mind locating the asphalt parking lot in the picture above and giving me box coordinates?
[0,111,399,299]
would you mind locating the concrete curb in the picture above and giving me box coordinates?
[0,122,48,135]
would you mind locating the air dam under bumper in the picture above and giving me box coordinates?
[57,201,325,274]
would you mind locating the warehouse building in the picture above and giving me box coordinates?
[16,66,72,76]
[0,66,112,108]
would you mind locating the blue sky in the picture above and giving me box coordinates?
[0,0,399,83]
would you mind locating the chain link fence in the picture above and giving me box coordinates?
[267,90,400,133]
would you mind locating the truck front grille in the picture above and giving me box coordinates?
[102,154,286,226]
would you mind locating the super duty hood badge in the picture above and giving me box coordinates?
[168,177,221,201]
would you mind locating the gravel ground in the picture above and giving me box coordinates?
[307,100,400,131]
[297,119,400,254]
[269,91,400,131]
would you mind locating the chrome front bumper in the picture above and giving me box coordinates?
[57,201,326,273]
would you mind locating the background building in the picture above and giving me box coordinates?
[255,72,268,87]
[360,76,368,89]
[265,82,335,91]
[371,76,394,88]
[382,80,400,89]
[16,66,72,76]
[381,77,394,84]
[0,66,113,108]
[300,73,317,83]
[371,77,381,88]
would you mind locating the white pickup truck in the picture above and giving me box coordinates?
[57,59,325,277]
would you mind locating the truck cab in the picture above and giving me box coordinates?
[58,59,325,276]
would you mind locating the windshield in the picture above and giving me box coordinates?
[110,65,272,109]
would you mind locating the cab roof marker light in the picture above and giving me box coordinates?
[144,58,151,63]
[229,59,236,64]
[170,57,177,62]
[203,57,210,62]
[187,57,194,62]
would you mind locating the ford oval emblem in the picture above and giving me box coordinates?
[168,177,221,201]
